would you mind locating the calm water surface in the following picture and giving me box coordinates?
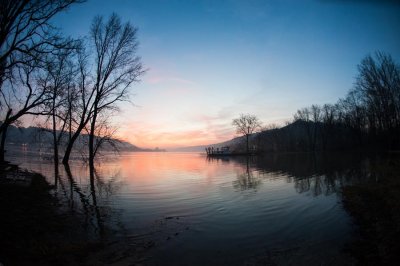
[11,150,378,265]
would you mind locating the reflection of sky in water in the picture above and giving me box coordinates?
[10,149,358,265]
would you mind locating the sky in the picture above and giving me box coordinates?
[52,0,400,149]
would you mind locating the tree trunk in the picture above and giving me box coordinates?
[88,109,97,167]
[62,124,85,164]
[64,97,73,165]
[89,163,104,236]
[0,123,9,163]
[52,97,59,167]
[62,140,73,164]
[52,106,59,188]
[0,109,12,163]
[246,134,249,154]
[54,163,59,189]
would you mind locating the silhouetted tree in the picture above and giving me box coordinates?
[0,0,83,93]
[320,103,337,150]
[0,0,83,163]
[232,114,261,154]
[0,61,51,162]
[62,45,94,164]
[310,104,322,150]
[289,52,400,151]
[87,13,144,166]
[294,107,314,150]
[354,52,400,147]
[61,14,144,165]
[39,46,78,171]
[81,111,120,159]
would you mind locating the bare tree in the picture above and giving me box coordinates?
[0,0,83,91]
[258,52,400,152]
[62,45,95,164]
[294,107,310,122]
[88,13,144,166]
[0,60,51,162]
[61,14,144,165]
[94,119,120,158]
[0,0,83,163]
[39,47,77,170]
[293,107,314,150]
[310,104,322,150]
[320,103,337,150]
[232,114,261,154]
[355,52,400,139]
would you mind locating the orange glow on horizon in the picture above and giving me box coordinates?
[118,152,238,184]
[117,127,236,149]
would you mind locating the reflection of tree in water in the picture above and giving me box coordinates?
[55,163,124,239]
[290,156,376,197]
[276,153,375,196]
[213,153,377,197]
[293,174,337,196]
[232,157,262,191]
[206,155,231,164]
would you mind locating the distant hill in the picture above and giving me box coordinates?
[168,145,206,152]
[171,119,363,154]
[5,125,159,152]
[170,136,246,153]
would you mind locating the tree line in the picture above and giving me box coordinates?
[0,0,144,165]
[256,52,400,152]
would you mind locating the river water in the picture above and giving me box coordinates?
[9,150,388,265]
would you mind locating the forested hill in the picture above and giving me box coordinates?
[199,117,399,154]
[5,125,144,152]
[253,120,372,153]
[253,52,400,153]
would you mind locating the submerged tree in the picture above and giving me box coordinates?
[39,46,78,170]
[0,61,51,162]
[0,3,143,165]
[62,13,144,165]
[0,0,83,163]
[62,45,94,164]
[232,114,261,154]
[88,13,144,166]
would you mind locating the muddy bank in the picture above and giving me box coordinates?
[342,157,400,265]
[0,164,147,266]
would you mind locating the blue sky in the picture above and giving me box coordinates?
[53,0,400,148]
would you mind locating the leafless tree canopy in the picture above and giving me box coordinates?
[255,52,400,153]
[0,4,143,165]
[232,114,261,154]
[0,0,83,86]
[0,0,83,163]
[62,13,145,165]
[87,13,144,165]
[232,114,262,136]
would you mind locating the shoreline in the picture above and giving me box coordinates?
[0,163,149,266]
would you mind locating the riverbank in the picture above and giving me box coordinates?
[0,163,148,266]
[342,156,400,265]
[0,163,98,265]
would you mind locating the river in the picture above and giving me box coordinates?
[9,150,397,265]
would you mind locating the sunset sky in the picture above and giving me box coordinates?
[53,0,400,149]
